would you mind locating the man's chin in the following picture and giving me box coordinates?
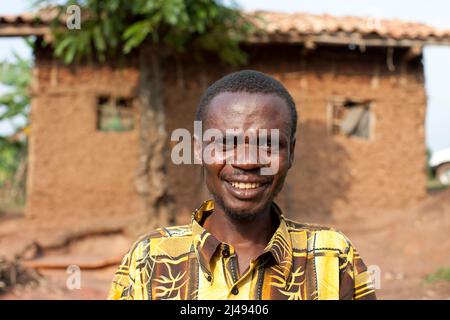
[210,189,272,221]
[220,199,270,222]
[224,207,259,222]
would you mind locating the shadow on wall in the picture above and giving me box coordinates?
[277,119,352,223]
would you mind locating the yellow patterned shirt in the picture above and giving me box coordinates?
[108,200,376,300]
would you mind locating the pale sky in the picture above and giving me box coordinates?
[1,0,449,152]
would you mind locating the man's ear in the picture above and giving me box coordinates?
[193,134,203,165]
[288,137,296,169]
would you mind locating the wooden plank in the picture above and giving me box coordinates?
[0,25,49,37]
[244,33,450,47]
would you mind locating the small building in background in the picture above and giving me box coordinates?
[1,10,450,225]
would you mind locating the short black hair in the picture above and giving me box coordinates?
[195,70,298,138]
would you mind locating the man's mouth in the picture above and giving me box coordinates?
[223,178,271,200]
[229,181,262,189]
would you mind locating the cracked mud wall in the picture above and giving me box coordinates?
[26,44,427,225]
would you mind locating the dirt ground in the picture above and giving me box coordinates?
[334,187,450,299]
[0,188,449,300]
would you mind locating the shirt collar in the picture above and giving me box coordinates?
[192,200,221,278]
[191,200,293,282]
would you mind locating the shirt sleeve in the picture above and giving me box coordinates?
[108,247,136,300]
[339,240,377,300]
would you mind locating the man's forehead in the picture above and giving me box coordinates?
[204,91,290,132]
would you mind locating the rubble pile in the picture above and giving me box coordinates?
[0,256,41,294]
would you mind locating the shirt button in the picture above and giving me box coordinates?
[222,245,230,257]
[231,287,239,295]
[206,275,212,282]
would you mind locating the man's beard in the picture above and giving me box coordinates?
[211,193,266,222]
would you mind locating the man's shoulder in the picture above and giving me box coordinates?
[134,224,193,241]
[128,224,194,257]
[283,217,353,252]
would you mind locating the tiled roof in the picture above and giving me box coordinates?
[0,9,57,38]
[250,11,450,40]
[1,9,450,46]
[0,8,59,26]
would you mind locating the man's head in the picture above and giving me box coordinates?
[195,70,298,221]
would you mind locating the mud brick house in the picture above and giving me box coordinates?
[1,10,450,225]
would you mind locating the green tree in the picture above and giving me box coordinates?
[0,51,31,206]
[35,0,257,229]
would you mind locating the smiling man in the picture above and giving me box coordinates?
[108,70,376,300]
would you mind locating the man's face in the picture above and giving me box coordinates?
[199,91,296,220]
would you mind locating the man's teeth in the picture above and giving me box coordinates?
[230,182,262,189]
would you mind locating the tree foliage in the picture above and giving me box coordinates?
[0,52,31,197]
[37,0,257,65]
[0,53,31,122]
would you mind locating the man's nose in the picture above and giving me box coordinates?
[229,144,266,171]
